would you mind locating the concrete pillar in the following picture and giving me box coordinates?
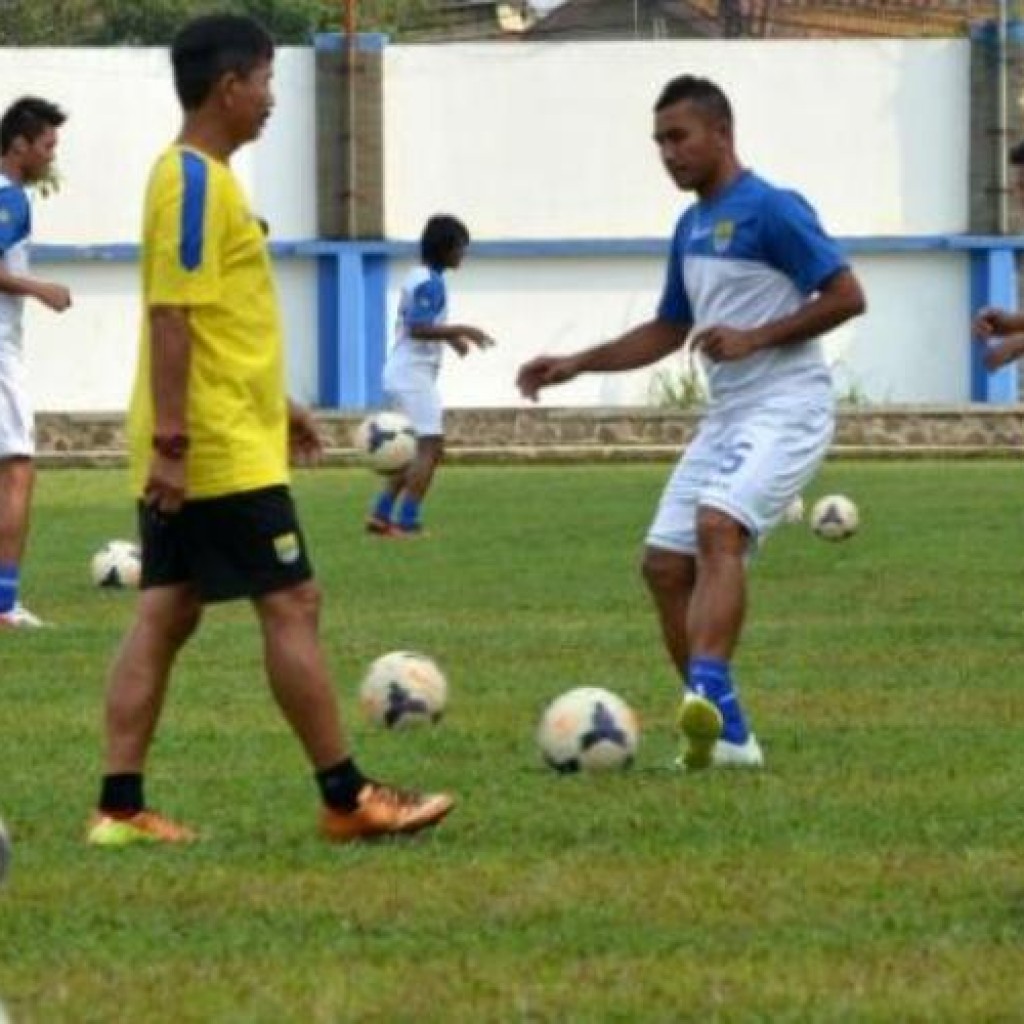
[315,33,386,240]
[969,20,1024,234]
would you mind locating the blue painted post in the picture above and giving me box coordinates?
[362,253,389,408]
[970,246,1019,403]
[335,246,367,409]
[316,252,342,407]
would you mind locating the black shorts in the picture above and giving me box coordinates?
[138,485,314,604]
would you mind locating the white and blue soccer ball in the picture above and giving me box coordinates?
[810,494,859,541]
[359,651,448,729]
[90,539,142,589]
[537,687,639,773]
[353,411,417,474]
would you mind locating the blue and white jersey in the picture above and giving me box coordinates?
[657,170,847,410]
[386,265,448,380]
[0,173,31,356]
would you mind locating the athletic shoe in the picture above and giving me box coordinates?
[365,516,397,536]
[0,604,45,629]
[86,810,197,847]
[319,782,454,842]
[677,691,724,771]
[708,734,764,769]
[393,524,428,538]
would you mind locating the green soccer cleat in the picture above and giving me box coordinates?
[677,691,724,772]
[86,810,197,847]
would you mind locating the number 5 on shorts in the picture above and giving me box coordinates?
[719,439,753,476]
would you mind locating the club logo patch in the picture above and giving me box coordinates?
[712,219,735,254]
[273,532,301,565]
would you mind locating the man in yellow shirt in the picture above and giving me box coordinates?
[88,13,454,845]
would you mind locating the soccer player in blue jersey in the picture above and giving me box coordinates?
[366,214,493,537]
[517,75,866,770]
[0,97,71,629]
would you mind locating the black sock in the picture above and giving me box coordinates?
[316,758,367,812]
[98,773,144,816]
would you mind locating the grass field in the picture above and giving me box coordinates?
[3,461,1024,1022]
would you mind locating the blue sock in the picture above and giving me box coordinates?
[687,656,750,744]
[372,491,396,523]
[398,497,421,530]
[0,564,19,615]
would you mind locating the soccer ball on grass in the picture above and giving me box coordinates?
[353,412,417,474]
[537,687,639,773]
[810,494,859,541]
[359,651,448,728]
[90,539,142,588]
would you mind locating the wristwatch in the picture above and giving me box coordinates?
[152,433,190,460]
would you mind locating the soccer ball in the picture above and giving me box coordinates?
[90,539,142,588]
[810,494,859,541]
[537,687,639,773]
[353,411,417,474]
[783,494,805,524]
[359,651,447,728]
[0,817,10,885]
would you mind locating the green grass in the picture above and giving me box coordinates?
[3,461,1024,1022]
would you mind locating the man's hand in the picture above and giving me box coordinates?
[34,281,71,313]
[973,306,1019,339]
[981,338,1024,372]
[143,455,186,515]
[691,325,759,362]
[516,355,579,401]
[289,403,324,466]
[462,326,496,350]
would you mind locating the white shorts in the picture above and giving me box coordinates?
[383,363,443,437]
[0,355,34,458]
[646,400,834,555]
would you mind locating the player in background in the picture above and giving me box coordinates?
[366,215,493,537]
[87,14,453,847]
[973,144,1024,363]
[0,97,71,628]
[517,75,865,770]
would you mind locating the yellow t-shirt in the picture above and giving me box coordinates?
[127,145,288,499]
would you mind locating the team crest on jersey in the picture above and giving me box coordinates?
[712,220,735,254]
[273,532,301,565]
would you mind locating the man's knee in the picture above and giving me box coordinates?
[641,546,692,596]
[138,589,202,646]
[259,580,322,628]
[696,506,748,557]
[0,455,35,491]
[418,437,444,464]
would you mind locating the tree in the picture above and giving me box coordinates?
[0,0,446,45]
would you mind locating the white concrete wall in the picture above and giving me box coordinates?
[391,250,971,407]
[6,47,318,411]
[2,38,974,410]
[383,40,970,238]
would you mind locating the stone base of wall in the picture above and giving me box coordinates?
[33,405,1024,467]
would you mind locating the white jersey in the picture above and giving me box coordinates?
[657,170,848,412]
[0,173,31,358]
[384,265,449,383]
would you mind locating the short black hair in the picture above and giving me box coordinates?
[171,14,274,111]
[0,96,67,155]
[1010,140,1024,166]
[654,75,733,130]
[421,214,470,268]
